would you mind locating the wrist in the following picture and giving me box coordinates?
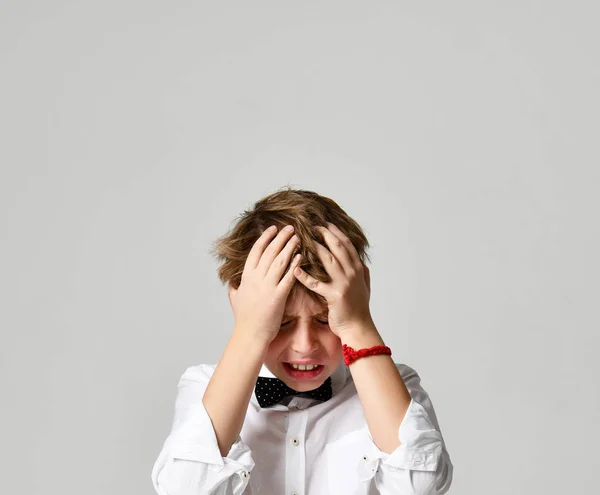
[231,325,272,356]
[338,320,385,349]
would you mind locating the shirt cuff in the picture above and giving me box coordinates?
[361,398,443,479]
[168,400,255,473]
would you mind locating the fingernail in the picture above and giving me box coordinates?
[284,225,294,232]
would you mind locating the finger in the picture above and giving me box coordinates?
[293,266,332,298]
[316,225,355,275]
[326,222,363,268]
[277,253,302,293]
[245,225,278,270]
[266,234,299,283]
[256,225,296,275]
[313,241,345,279]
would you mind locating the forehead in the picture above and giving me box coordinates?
[283,290,327,316]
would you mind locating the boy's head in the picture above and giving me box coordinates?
[212,187,371,390]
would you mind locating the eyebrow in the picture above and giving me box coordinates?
[282,311,329,319]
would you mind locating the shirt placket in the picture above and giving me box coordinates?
[285,406,308,495]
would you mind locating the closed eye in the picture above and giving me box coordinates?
[280,319,329,327]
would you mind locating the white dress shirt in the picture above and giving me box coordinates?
[151,361,453,495]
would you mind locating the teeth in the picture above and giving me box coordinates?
[290,363,319,371]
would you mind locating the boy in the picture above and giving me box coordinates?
[151,188,453,494]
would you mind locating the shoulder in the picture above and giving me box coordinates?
[394,362,421,382]
[390,362,430,394]
[177,363,217,386]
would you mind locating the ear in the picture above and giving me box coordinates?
[228,285,237,305]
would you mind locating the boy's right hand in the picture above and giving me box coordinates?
[228,225,301,345]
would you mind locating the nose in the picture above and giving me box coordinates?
[289,323,320,356]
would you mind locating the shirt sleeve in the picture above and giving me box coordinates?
[151,365,255,495]
[360,364,454,495]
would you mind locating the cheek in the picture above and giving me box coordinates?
[265,334,286,362]
[322,333,343,357]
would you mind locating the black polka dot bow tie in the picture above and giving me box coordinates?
[254,376,333,408]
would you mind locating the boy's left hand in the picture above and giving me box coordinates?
[293,222,374,338]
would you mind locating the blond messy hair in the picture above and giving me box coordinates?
[211,187,371,305]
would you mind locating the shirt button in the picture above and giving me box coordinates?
[291,492,298,495]
[290,437,299,446]
[241,471,249,479]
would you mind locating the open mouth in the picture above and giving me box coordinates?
[287,363,322,371]
[282,362,325,379]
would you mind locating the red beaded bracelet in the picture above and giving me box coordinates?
[342,344,392,366]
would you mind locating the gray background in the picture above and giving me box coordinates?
[1,1,598,494]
